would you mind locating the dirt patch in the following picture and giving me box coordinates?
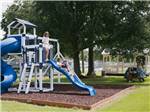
[1,84,134,110]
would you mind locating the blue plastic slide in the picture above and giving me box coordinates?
[49,60,96,96]
[0,37,21,93]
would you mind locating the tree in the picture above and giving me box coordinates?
[34,1,105,76]
[2,1,150,77]
[85,1,150,76]
[79,2,108,77]
[1,0,36,33]
[2,1,102,76]
[100,1,150,51]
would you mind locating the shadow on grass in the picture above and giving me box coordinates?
[13,75,150,87]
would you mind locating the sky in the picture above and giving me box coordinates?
[0,0,14,38]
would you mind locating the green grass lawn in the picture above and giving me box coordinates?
[99,85,150,112]
[1,101,86,112]
[44,75,150,85]
[1,77,150,112]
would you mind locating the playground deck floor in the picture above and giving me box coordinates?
[1,84,134,110]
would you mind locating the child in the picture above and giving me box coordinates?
[42,31,50,61]
[57,58,70,72]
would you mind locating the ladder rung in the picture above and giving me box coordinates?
[18,63,35,94]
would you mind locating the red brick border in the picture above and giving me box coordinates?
[1,86,135,110]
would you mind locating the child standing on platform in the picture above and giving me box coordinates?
[42,31,50,61]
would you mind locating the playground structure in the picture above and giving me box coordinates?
[101,49,128,77]
[133,52,150,72]
[125,53,150,82]
[0,18,96,96]
[124,67,148,82]
[101,49,149,81]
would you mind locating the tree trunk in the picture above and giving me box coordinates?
[81,50,84,73]
[87,46,96,77]
[73,51,81,76]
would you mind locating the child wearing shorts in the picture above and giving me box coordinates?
[42,31,50,61]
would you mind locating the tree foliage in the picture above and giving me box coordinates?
[1,1,150,76]
[100,1,150,51]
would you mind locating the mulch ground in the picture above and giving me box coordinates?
[1,84,134,110]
